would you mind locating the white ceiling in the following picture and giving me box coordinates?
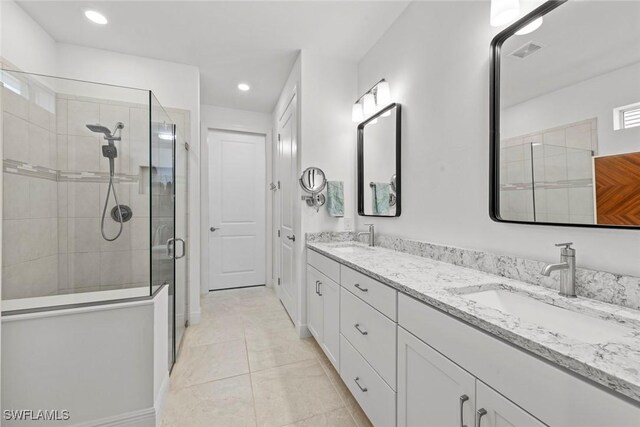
[18,1,411,112]
[501,1,640,107]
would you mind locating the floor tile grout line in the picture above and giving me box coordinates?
[244,326,260,427]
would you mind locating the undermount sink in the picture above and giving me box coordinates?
[462,289,632,344]
[331,243,375,253]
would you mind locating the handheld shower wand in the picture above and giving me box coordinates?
[86,122,127,241]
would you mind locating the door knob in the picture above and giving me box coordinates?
[210,227,219,232]
[287,235,296,242]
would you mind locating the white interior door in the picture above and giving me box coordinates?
[208,130,266,290]
[277,95,298,320]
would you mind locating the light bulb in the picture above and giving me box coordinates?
[363,93,376,116]
[376,80,391,107]
[490,0,520,27]
[515,17,543,35]
[84,10,108,25]
[352,103,364,123]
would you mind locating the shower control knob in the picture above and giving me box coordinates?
[210,227,219,232]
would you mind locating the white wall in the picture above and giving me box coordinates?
[200,105,273,293]
[300,52,358,232]
[1,290,168,426]
[0,0,56,75]
[356,1,640,277]
[502,61,640,156]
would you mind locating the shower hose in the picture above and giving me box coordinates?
[101,168,124,242]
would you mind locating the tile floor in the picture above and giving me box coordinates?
[162,286,373,427]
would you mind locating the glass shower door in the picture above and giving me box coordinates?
[174,129,188,357]
[150,94,176,367]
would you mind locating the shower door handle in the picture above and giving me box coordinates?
[175,238,186,259]
[166,238,175,259]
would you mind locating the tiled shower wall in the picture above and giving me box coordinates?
[2,77,59,299]
[2,68,190,299]
[500,118,597,223]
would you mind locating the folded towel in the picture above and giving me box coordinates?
[326,181,344,217]
[372,182,391,215]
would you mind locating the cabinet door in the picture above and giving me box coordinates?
[398,327,475,427]
[320,277,340,370]
[476,381,545,427]
[307,267,323,341]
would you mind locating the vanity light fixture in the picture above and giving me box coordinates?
[515,16,543,35]
[490,0,520,27]
[352,103,364,122]
[84,10,108,25]
[237,83,250,91]
[351,78,392,123]
[362,93,376,116]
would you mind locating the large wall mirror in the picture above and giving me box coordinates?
[490,0,640,228]
[358,103,401,217]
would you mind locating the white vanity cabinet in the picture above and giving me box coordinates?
[398,293,640,427]
[307,247,640,427]
[475,382,546,427]
[306,257,341,369]
[398,327,543,427]
[397,327,476,427]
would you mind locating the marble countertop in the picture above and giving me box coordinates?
[307,240,640,404]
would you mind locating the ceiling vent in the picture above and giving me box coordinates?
[509,42,542,59]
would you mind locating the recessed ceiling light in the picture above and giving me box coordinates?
[84,10,108,25]
[237,83,250,92]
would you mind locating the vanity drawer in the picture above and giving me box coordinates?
[307,249,340,284]
[341,287,396,389]
[341,265,397,320]
[340,335,396,427]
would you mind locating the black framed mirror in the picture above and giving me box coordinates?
[490,0,640,229]
[358,103,401,217]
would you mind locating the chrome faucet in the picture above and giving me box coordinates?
[356,224,375,247]
[541,242,577,298]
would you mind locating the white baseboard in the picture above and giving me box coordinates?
[189,308,201,325]
[72,407,155,427]
[154,371,170,426]
[297,324,311,338]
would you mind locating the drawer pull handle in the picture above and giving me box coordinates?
[459,394,469,427]
[317,281,322,296]
[354,283,368,292]
[354,323,368,335]
[315,280,319,295]
[354,377,368,392]
[476,409,487,427]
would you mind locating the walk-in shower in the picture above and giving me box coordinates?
[86,121,132,241]
[1,68,188,309]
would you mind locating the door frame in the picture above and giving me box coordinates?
[200,125,274,295]
[204,129,269,292]
[274,88,300,326]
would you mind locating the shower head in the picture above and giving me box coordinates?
[86,122,124,141]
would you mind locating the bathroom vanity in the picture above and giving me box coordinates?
[306,237,640,427]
